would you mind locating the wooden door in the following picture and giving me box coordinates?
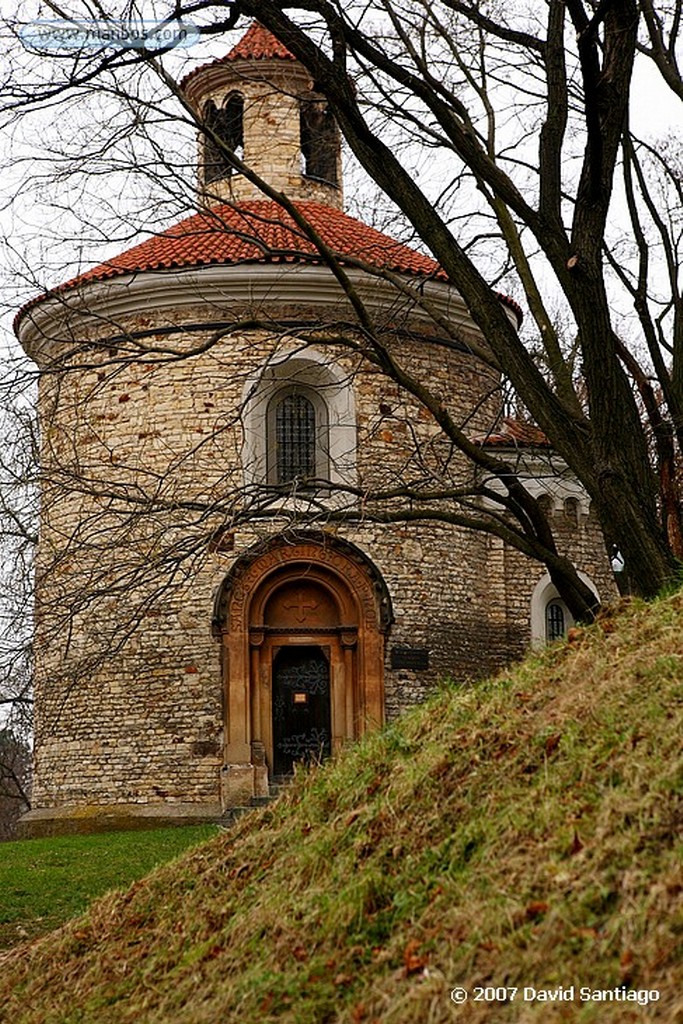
[271,645,331,776]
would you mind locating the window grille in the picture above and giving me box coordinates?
[275,393,317,483]
[546,601,565,642]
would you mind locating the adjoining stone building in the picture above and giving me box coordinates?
[15,23,615,835]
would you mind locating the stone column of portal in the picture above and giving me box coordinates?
[220,621,256,809]
[250,633,270,798]
[341,632,357,742]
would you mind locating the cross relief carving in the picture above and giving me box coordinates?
[282,590,319,623]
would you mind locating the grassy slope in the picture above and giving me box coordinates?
[0,827,218,950]
[1,594,682,1024]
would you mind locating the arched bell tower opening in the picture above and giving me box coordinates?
[203,92,244,184]
[181,20,343,209]
[213,534,392,808]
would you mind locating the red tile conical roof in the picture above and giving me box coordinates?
[15,200,522,327]
[179,23,295,91]
[226,22,295,61]
[16,201,435,310]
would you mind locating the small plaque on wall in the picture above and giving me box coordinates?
[390,646,430,670]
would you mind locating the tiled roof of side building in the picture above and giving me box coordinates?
[473,418,551,448]
[179,23,296,90]
[14,200,523,329]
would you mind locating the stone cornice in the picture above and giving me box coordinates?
[17,263,500,365]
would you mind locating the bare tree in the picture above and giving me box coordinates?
[0,394,35,816]
[0,728,31,840]
[4,0,683,674]
[233,0,683,601]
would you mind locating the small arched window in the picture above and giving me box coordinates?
[564,497,580,525]
[300,101,338,185]
[532,572,597,648]
[242,350,356,495]
[203,93,244,184]
[537,492,554,516]
[545,601,566,642]
[267,389,327,485]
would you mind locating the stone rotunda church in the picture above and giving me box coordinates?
[16,24,614,834]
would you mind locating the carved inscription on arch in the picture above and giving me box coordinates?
[226,541,382,633]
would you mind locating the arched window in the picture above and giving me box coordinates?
[564,497,580,525]
[275,393,316,483]
[537,492,554,516]
[203,93,244,184]
[267,388,328,485]
[545,601,566,642]
[300,101,338,185]
[531,572,599,648]
[242,348,356,497]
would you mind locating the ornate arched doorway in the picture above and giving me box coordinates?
[213,535,392,808]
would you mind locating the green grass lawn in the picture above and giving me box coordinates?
[0,825,219,949]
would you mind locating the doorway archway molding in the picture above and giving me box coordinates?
[213,532,392,808]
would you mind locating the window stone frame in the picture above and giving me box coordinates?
[530,571,599,647]
[242,345,357,499]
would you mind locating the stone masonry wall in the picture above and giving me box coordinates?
[28,291,612,818]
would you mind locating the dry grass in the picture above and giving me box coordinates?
[1,593,682,1023]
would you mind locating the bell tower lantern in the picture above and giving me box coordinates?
[180,22,343,209]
